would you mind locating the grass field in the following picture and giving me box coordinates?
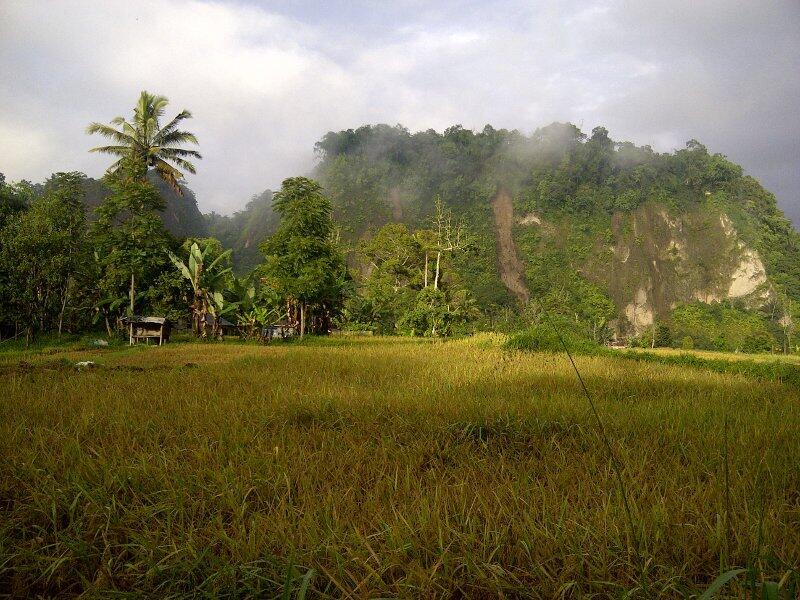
[0,335,798,598]
[622,346,800,365]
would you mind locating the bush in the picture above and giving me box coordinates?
[654,323,672,347]
[505,324,601,355]
[742,331,773,353]
[681,336,694,350]
[670,301,777,351]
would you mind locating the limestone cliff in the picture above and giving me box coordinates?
[515,201,773,335]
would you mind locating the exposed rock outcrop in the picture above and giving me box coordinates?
[581,203,772,334]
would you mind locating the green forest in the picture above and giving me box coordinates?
[2,93,798,352]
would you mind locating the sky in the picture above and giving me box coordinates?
[1,0,799,225]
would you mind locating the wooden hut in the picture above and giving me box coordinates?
[261,324,297,341]
[203,315,239,336]
[126,316,171,346]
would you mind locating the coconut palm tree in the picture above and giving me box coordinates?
[87,91,201,193]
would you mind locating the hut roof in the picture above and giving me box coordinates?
[124,316,169,325]
[203,315,235,327]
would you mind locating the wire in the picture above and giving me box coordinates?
[542,312,642,558]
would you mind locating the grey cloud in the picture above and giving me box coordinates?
[0,0,797,224]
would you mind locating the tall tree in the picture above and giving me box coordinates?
[1,176,37,338]
[0,173,89,341]
[90,158,175,332]
[348,223,424,332]
[86,91,201,331]
[258,177,348,336]
[428,196,469,290]
[87,91,201,193]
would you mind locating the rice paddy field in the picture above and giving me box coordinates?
[0,335,798,598]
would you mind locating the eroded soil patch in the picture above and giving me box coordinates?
[491,187,530,303]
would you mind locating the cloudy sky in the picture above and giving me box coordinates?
[1,0,799,224]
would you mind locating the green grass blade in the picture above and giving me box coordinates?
[699,569,746,599]
[281,558,294,600]
[297,568,316,600]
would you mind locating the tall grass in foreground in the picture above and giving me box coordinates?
[0,337,798,597]
[509,324,800,597]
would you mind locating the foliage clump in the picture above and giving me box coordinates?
[504,322,602,354]
[258,177,348,336]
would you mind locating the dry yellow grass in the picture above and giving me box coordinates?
[621,346,800,365]
[0,336,798,597]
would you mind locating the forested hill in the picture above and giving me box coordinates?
[204,189,277,273]
[80,173,208,239]
[12,121,794,344]
[306,123,800,342]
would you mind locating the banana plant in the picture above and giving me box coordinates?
[228,275,278,340]
[207,291,239,339]
[168,241,233,338]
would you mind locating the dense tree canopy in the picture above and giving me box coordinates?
[0,173,89,339]
[1,118,797,350]
[258,177,348,336]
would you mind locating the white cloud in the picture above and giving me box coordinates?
[0,121,51,176]
[0,0,798,223]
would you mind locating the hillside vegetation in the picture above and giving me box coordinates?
[3,120,798,349]
[309,123,800,346]
[204,189,277,273]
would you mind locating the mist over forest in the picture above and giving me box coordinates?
[3,120,799,351]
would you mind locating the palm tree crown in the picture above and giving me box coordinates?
[87,91,201,193]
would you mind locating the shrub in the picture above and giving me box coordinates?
[505,324,601,355]
[742,331,773,353]
[654,323,672,347]
[670,301,777,351]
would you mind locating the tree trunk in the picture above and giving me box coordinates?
[424,252,428,288]
[199,303,208,338]
[434,251,441,290]
[129,273,135,315]
[193,292,205,337]
[300,302,306,338]
[58,277,71,337]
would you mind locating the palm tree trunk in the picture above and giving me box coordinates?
[434,251,441,290]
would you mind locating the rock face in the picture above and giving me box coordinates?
[517,212,542,226]
[518,200,773,335]
[592,204,771,334]
[624,288,654,332]
[728,248,768,298]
